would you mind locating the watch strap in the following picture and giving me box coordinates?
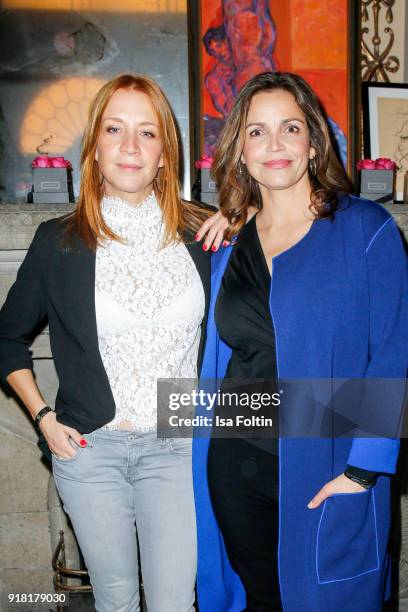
[34,405,55,427]
[344,468,377,489]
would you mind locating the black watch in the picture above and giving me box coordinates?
[344,469,377,489]
[34,405,55,427]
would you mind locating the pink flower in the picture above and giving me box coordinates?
[374,157,396,170]
[356,159,376,170]
[51,157,72,168]
[195,155,213,169]
[32,155,53,168]
[357,157,396,171]
[32,156,72,169]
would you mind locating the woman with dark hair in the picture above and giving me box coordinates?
[0,73,229,612]
[193,72,408,611]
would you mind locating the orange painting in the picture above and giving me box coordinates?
[201,0,349,163]
[275,0,348,136]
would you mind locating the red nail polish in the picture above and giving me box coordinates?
[211,245,218,252]
[222,241,229,247]
[203,244,208,251]
[80,439,87,447]
[194,233,200,241]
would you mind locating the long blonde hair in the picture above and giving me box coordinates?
[66,73,209,248]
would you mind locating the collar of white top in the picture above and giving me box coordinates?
[101,191,158,220]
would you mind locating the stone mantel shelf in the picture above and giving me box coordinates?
[0,203,75,211]
[0,202,407,250]
[0,203,75,250]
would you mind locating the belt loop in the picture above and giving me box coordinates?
[87,431,95,447]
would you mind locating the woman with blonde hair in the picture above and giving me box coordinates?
[0,73,226,612]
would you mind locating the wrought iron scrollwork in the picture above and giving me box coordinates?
[361,0,400,82]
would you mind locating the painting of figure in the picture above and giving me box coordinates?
[203,0,276,156]
[201,0,348,165]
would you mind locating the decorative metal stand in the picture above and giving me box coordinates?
[52,530,92,612]
[361,0,399,82]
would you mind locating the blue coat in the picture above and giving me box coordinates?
[192,196,408,611]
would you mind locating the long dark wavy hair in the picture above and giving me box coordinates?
[211,72,353,238]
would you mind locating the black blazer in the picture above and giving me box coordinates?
[0,216,211,448]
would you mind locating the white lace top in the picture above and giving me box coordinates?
[95,192,205,432]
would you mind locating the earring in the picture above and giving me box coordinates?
[238,163,243,177]
[309,157,317,177]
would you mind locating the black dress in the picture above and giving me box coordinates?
[207,215,283,611]
[214,214,279,453]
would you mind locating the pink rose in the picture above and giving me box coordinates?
[32,156,72,169]
[356,159,376,170]
[51,157,72,168]
[195,155,213,169]
[374,157,396,170]
[32,155,53,168]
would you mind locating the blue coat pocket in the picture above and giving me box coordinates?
[316,488,379,584]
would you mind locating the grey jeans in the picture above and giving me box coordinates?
[52,428,197,612]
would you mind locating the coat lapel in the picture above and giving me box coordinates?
[183,233,211,374]
[184,241,210,311]
[57,237,100,356]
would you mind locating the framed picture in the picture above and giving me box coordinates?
[193,0,358,177]
[362,82,408,201]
